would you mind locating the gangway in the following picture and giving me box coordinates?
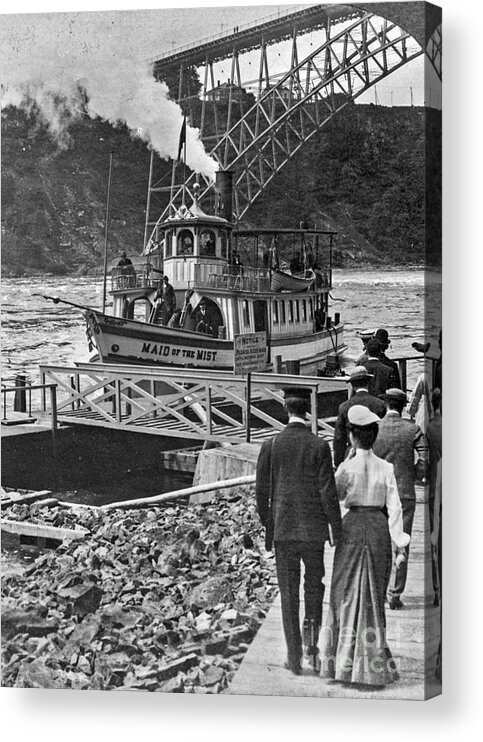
[39,363,348,446]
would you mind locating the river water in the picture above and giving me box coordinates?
[1,268,442,388]
[1,268,441,506]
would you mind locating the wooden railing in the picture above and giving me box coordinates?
[1,380,58,452]
[39,363,348,445]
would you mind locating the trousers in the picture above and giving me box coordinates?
[274,540,326,664]
[387,498,416,599]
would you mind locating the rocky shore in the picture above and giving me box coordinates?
[1,489,277,693]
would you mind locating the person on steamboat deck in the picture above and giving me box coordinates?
[321,405,410,687]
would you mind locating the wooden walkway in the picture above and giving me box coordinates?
[229,489,441,700]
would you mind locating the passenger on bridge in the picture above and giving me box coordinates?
[231,250,244,276]
[116,251,136,287]
[117,250,133,269]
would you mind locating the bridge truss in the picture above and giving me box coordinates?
[145,3,441,239]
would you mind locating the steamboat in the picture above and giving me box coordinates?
[85,171,346,374]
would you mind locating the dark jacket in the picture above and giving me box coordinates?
[256,423,342,542]
[362,358,393,397]
[333,390,386,467]
[380,352,402,389]
[373,412,428,500]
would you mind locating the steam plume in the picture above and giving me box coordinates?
[0,12,217,179]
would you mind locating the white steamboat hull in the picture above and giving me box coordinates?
[86,310,346,373]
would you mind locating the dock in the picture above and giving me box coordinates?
[229,488,441,700]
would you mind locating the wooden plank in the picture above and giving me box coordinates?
[1,490,53,509]
[1,519,89,542]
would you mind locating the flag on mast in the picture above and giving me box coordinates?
[177,116,186,164]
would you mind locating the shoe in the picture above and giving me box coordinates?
[284,659,302,675]
[388,596,404,610]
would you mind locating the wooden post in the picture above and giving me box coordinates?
[126,384,132,417]
[150,379,157,418]
[13,374,27,413]
[398,360,407,392]
[49,385,58,457]
[245,372,252,443]
[311,387,318,435]
[274,355,283,374]
[70,375,76,411]
[41,371,46,411]
[206,385,212,436]
[115,378,122,424]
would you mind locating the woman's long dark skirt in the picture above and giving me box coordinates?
[320,509,399,686]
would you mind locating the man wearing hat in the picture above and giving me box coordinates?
[374,328,401,389]
[361,338,394,397]
[355,329,376,365]
[333,366,387,468]
[373,388,428,610]
[256,387,342,675]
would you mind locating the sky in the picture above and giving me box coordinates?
[0,1,443,179]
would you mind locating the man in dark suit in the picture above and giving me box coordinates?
[362,338,393,397]
[373,388,428,609]
[355,328,376,365]
[333,366,386,467]
[374,328,402,389]
[256,387,342,675]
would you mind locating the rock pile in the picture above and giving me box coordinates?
[1,490,277,693]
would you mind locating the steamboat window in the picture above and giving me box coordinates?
[302,299,307,322]
[295,301,300,323]
[165,230,172,257]
[288,300,294,323]
[200,229,216,257]
[242,300,250,327]
[177,229,194,256]
[273,301,279,324]
[280,302,286,324]
[309,299,313,320]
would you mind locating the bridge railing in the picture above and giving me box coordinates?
[38,363,348,445]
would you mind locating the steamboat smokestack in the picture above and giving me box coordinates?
[215,170,234,222]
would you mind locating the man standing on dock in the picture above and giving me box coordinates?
[373,388,428,610]
[361,338,394,397]
[255,387,342,675]
[374,328,402,389]
[333,366,387,468]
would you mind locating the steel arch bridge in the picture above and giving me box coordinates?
[145,2,441,241]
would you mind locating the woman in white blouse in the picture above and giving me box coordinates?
[321,405,410,686]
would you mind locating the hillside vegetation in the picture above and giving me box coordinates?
[1,103,441,277]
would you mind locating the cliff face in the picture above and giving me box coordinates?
[1,109,153,277]
[1,104,441,277]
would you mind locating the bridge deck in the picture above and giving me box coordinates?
[229,492,441,700]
